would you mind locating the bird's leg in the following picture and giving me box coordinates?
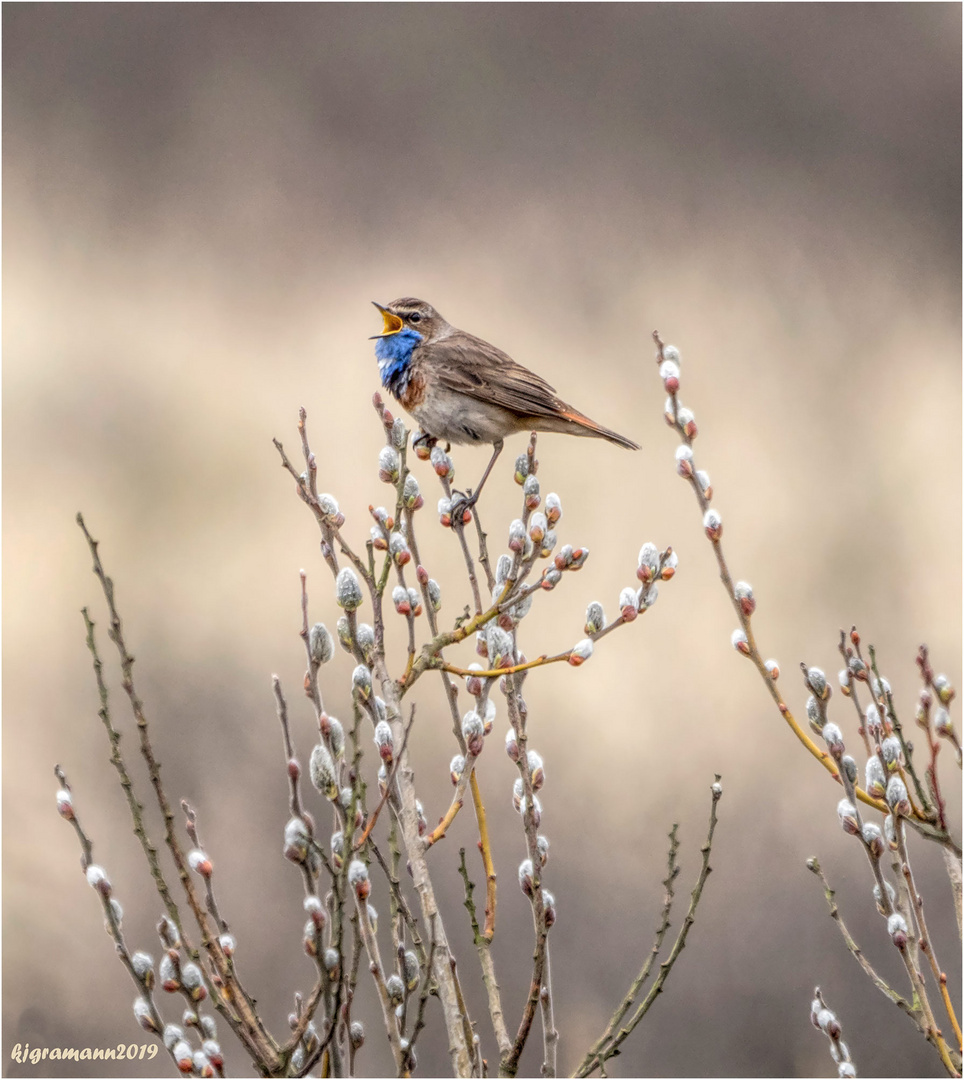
[450,439,504,518]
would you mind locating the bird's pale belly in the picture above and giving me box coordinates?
[407,387,525,445]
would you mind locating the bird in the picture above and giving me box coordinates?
[370,297,638,508]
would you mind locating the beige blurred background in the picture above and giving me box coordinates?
[4,5,961,1077]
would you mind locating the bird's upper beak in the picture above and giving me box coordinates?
[370,301,404,339]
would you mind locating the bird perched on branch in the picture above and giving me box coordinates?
[370,297,638,508]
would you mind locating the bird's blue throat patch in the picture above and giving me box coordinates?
[375,328,423,397]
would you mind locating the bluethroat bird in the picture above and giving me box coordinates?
[370,297,639,507]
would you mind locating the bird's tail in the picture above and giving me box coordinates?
[554,407,640,450]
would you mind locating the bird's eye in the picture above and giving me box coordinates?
[408,313,421,323]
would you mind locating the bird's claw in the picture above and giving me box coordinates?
[412,430,438,461]
[449,489,477,525]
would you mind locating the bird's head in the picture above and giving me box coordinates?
[370,298,449,345]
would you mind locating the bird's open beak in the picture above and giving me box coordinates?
[370,301,404,339]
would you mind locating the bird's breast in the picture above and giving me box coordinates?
[398,367,427,412]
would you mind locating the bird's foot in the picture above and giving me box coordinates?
[412,430,438,461]
[448,488,478,526]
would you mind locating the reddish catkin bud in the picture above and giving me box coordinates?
[160,953,182,993]
[462,712,485,757]
[389,533,411,567]
[528,750,545,790]
[518,858,535,898]
[465,663,484,697]
[731,629,750,656]
[568,639,593,666]
[373,720,394,764]
[886,776,910,817]
[660,358,680,394]
[703,508,722,541]
[734,581,755,617]
[188,850,213,878]
[637,541,659,584]
[822,722,845,761]
[173,1040,194,1073]
[505,729,520,763]
[378,446,400,484]
[392,585,411,616]
[541,568,562,590]
[543,890,557,929]
[675,444,694,479]
[676,406,698,439]
[86,864,112,898]
[347,859,371,901]
[56,788,74,820]
[134,997,159,1033]
[862,822,885,859]
[619,586,638,622]
[765,659,780,680]
[836,799,859,836]
[430,445,453,479]
[528,512,547,545]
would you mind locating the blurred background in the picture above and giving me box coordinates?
[4,4,961,1077]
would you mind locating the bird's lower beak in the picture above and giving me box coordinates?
[370,301,404,339]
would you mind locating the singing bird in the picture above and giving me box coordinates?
[371,297,638,505]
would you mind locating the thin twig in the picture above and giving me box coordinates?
[76,514,276,1067]
[575,778,722,1077]
[354,706,417,850]
[53,768,179,1069]
[650,333,953,848]
[459,849,511,1057]
[576,824,681,1075]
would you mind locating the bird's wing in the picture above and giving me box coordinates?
[417,332,567,419]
